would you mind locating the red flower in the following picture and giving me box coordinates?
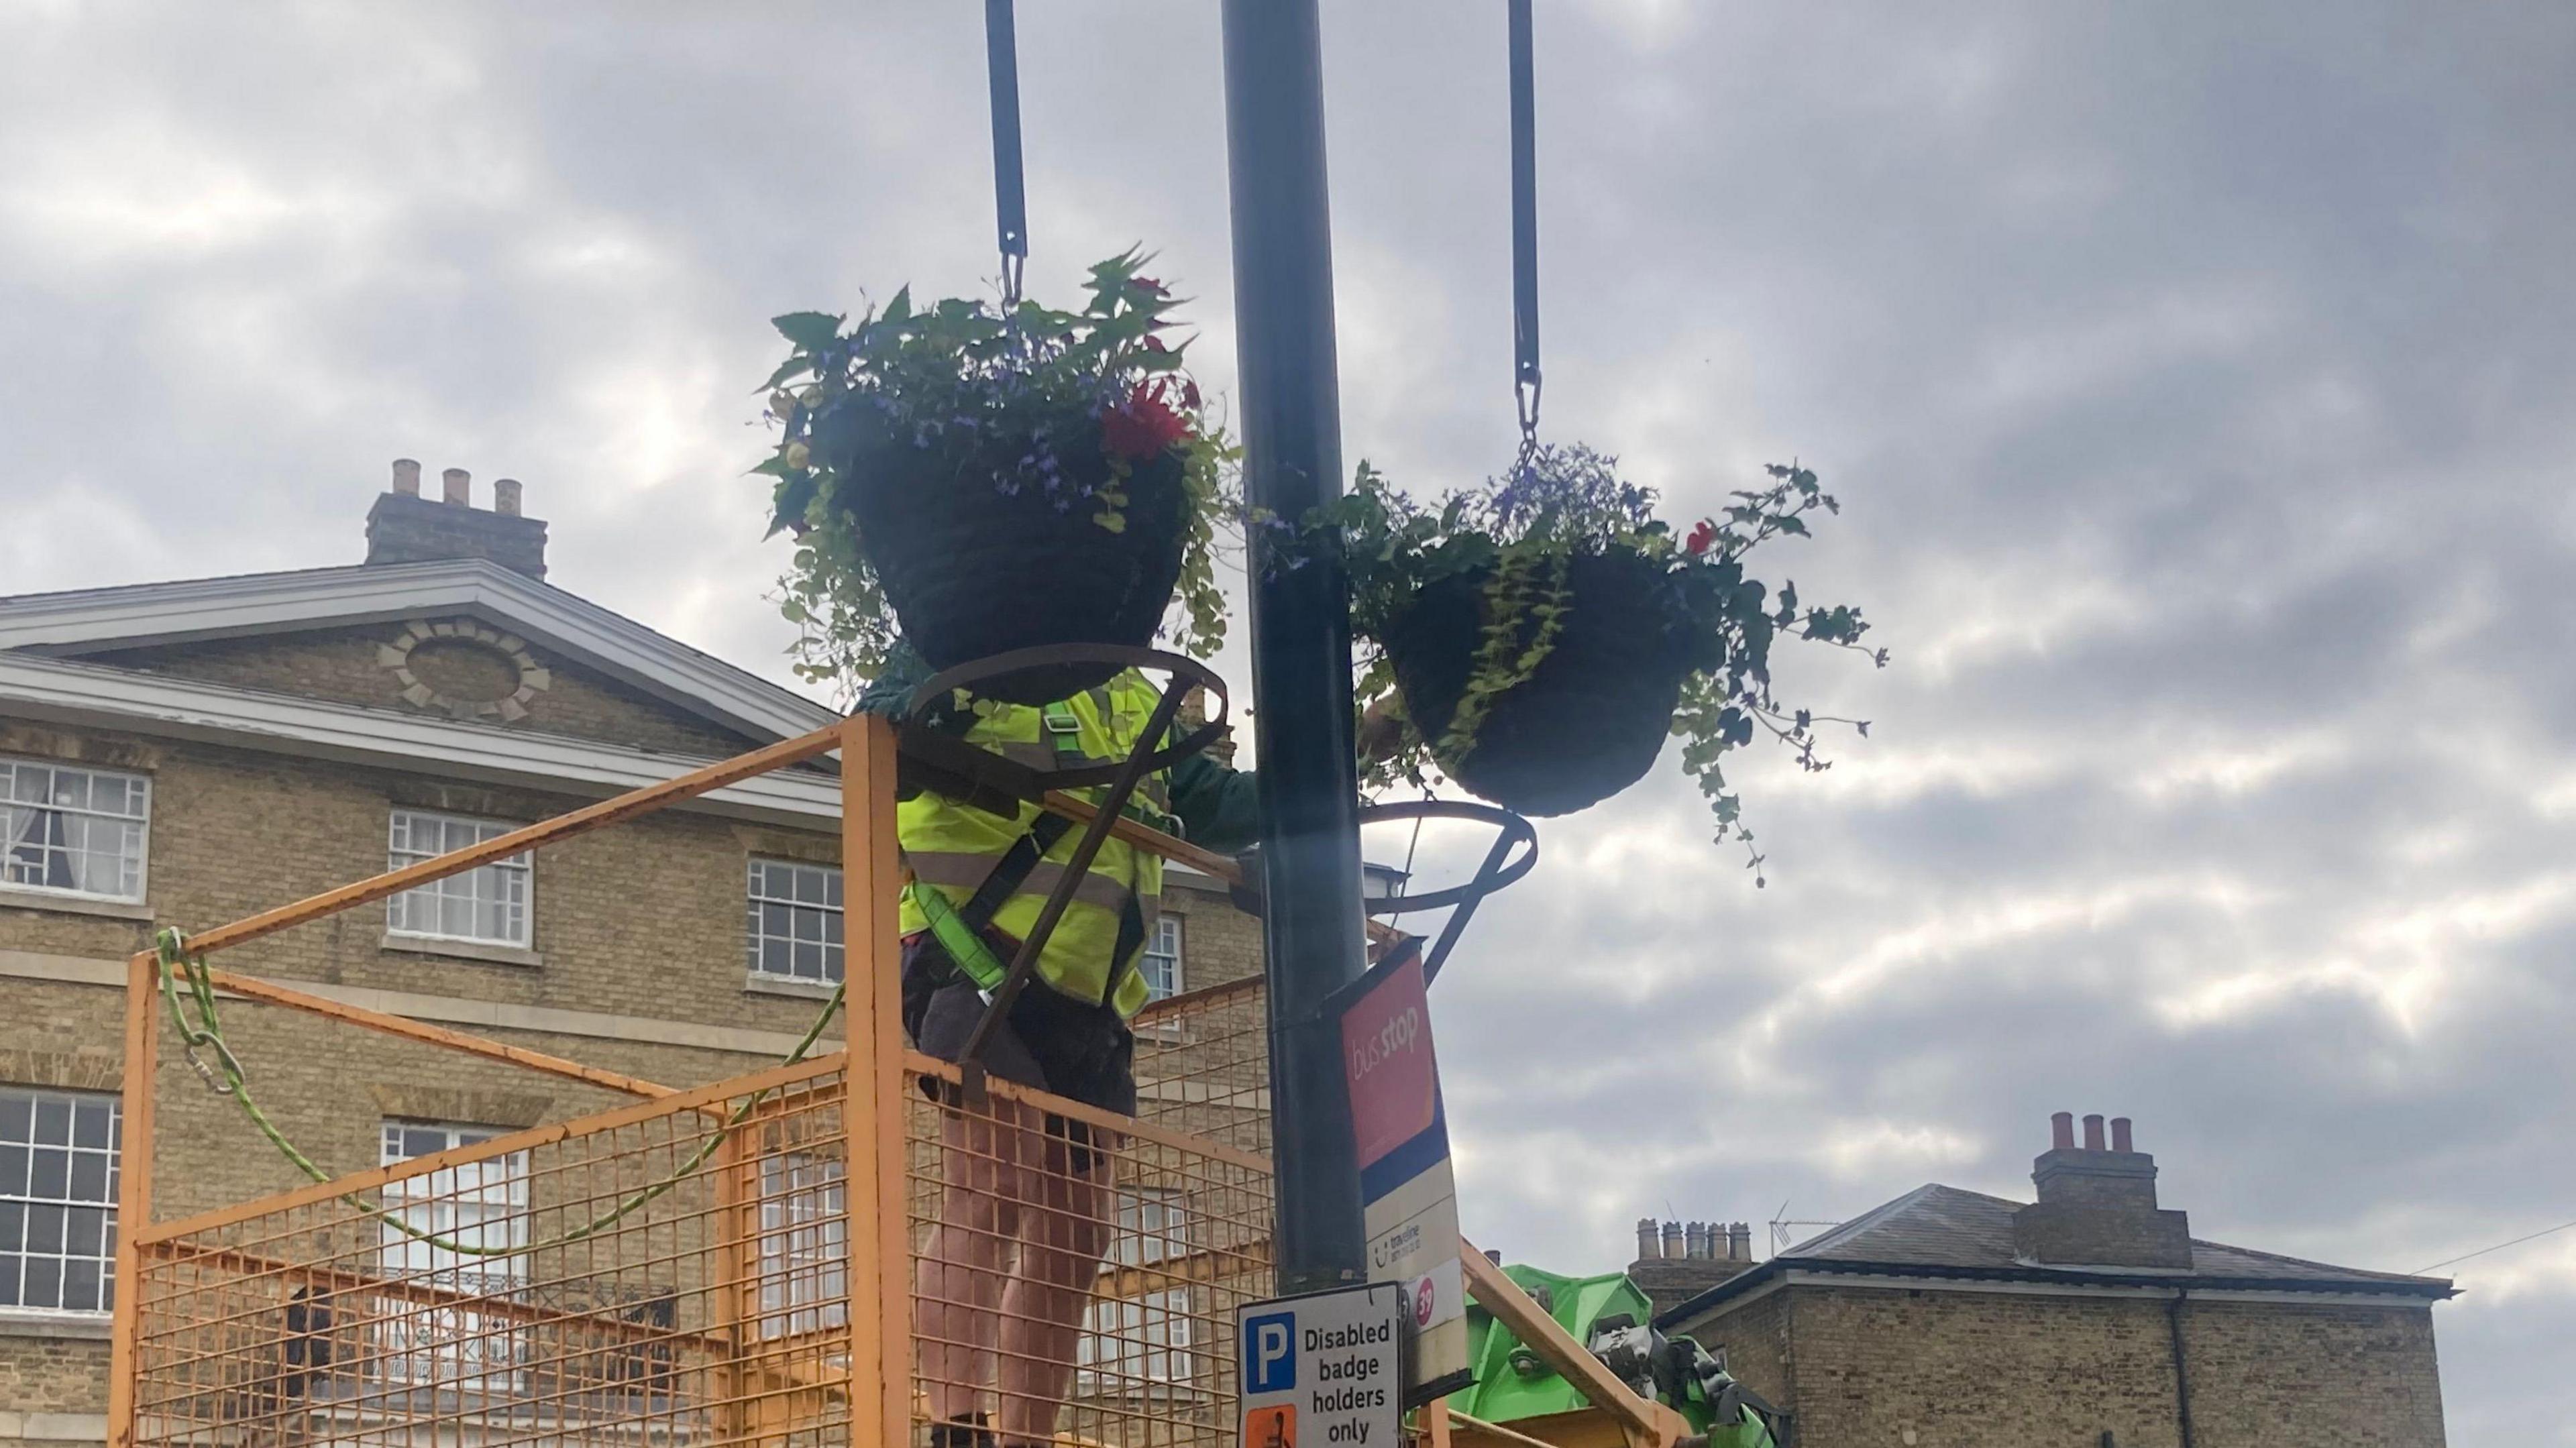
[1102,380,1191,461]
[1685,519,1718,555]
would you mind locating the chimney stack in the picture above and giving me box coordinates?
[2013,1111,2192,1269]
[1627,1212,1757,1308]
[366,460,549,579]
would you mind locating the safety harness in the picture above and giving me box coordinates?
[902,698,1154,1011]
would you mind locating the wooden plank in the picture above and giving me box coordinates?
[1449,1407,1629,1448]
[1426,1394,1457,1448]
[176,722,846,959]
[106,952,159,1448]
[1037,787,1403,946]
[1040,787,1244,880]
[1459,1240,1689,1448]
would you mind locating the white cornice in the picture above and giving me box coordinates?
[0,559,835,744]
[0,652,839,829]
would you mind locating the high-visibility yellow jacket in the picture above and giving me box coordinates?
[863,655,1258,1018]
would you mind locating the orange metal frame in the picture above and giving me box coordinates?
[105,711,1683,1448]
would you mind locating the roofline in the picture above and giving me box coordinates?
[0,651,840,830]
[1654,1254,2457,1328]
[0,559,836,744]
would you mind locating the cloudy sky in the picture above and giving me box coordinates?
[5,1,2571,1439]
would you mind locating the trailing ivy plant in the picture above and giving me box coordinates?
[1295,445,1885,877]
[755,249,1234,690]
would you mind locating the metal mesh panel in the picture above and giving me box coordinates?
[131,1060,853,1448]
[131,1036,1283,1448]
[1130,978,1272,1160]
[905,1052,1273,1448]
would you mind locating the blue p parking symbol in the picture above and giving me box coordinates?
[1244,1311,1297,1394]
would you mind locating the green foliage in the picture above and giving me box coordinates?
[754,249,1234,687]
[1292,451,1886,874]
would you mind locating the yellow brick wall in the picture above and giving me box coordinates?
[1690,1282,2446,1448]
[0,676,1278,1441]
[0,691,843,1435]
[2184,1298,2447,1448]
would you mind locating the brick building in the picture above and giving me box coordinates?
[1652,1113,2455,1448]
[0,464,1267,1448]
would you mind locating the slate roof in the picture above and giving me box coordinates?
[1656,1182,2455,1329]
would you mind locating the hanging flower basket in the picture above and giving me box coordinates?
[1377,545,1705,817]
[1300,446,1886,871]
[756,251,1232,705]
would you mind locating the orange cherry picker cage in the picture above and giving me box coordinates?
[105,687,1693,1448]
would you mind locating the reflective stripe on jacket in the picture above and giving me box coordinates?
[896,672,1168,1018]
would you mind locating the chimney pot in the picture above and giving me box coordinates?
[2110,1117,2134,1153]
[1733,1223,1753,1261]
[1689,1223,1711,1260]
[493,478,523,516]
[2082,1114,2106,1151]
[1635,1219,1659,1262]
[1662,1221,1684,1260]
[2051,1111,2076,1150]
[366,472,548,578]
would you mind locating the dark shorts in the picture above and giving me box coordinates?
[901,934,1136,1173]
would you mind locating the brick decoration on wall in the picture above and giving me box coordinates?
[376,618,551,722]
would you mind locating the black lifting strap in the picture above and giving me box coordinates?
[947,812,1150,1009]
[954,812,1073,940]
[1508,0,1542,439]
[985,0,1029,304]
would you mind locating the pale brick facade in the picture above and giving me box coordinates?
[0,480,1269,1445]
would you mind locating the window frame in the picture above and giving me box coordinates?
[0,1086,122,1318]
[0,757,151,905]
[745,858,846,987]
[385,809,533,949]
[1138,914,1184,1003]
[1078,1286,1197,1391]
[377,1119,529,1388]
[756,1151,848,1339]
[1106,1188,1190,1268]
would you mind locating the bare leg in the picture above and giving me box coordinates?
[915,1097,1030,1423]
[994,1132,1115,1445]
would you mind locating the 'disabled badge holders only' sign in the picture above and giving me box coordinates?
[1237,1281,1406,1448]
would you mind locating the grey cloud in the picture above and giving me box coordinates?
[7,1,2574,1440]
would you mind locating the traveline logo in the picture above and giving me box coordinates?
[1244,1311,1298,1394]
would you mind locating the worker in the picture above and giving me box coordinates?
[860,648,1260,1448]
